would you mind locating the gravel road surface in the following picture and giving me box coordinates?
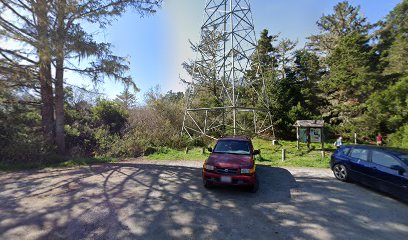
[0,159,407,240]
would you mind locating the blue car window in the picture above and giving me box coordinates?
[338,147,351,156]
[398,155,408,165]
[372,151,402,168]
[349,148,369,161]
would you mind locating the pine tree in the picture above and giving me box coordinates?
[362,0,408,138]
[375,0,408,76]
[115,83,139,110]
[182,30,227,108]
[0,0,162,153]
[307,1,375,134]
[292,49,324,117]
[308,1,370,55]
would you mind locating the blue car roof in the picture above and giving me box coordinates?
[341,145,408,156]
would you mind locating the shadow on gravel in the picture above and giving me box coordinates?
[0,163,407,240]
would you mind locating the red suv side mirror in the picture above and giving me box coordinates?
[208,147,213,152]
[253,149,260,155]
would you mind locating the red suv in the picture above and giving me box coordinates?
[202,136,260,192]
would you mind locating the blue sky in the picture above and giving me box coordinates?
[67,0,401,100]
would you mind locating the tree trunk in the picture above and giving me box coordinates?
[36,0,54,143]
[40,64,54,142]
[55,57,65,153]
[54,0,67,154]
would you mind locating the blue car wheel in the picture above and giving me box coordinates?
[333,164,349,182]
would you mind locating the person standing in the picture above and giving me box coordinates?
[334,136,343,149]
[376,133,383,146]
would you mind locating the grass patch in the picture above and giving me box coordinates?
[252,138,334,168]
[145,147,209,161]
[146,138,339,168]
[0,156,116,172]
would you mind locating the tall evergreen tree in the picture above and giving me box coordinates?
[375,0,408,77]
[51,0,162,153]
[247,29,302,137]
[245,29,279,107]
[291,49,324,119]
[307,1,375,137]
[115,83,139,110]
[0,0,162,153]
[182,30,227,108]
[322,32,376,129]
[308,1,370,55]
[362,0,408,139]
[0,0,55,142]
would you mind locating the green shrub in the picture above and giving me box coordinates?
[92,99,128,134]
[65,98,132,157]
[387,124,408,149]
[0,105,53,164]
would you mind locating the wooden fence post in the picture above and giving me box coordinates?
[282,149,286,161]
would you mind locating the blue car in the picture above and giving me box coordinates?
[330,145,408,201]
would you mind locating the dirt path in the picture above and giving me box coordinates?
[1,159,407,240]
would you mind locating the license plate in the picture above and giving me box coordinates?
[220,176,232,183]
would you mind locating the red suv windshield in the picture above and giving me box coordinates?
[213,140,251,155]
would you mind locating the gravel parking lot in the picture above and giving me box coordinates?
[1,159,407,240]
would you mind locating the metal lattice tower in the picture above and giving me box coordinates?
[181,0,274,140]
